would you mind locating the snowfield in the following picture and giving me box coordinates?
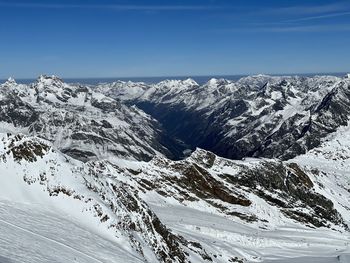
[0,134,144,263]
[0,201,144,263]
[149,204,350,263]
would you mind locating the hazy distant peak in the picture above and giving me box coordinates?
[37,74,63,84]
[6,77,16,85]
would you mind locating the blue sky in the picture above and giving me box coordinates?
[1,0,350,78]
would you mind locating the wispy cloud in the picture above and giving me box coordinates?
[259,2,350,23]
[262,24,350,32]
[226,2,350,33]
[0,2,219,11]
[262,2,350,16]
[216,24,350,33]
[285,11,350,22]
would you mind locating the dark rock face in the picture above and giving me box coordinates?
[61,148,96,162]
[117,148,347,230]
[252,82,350,160]
[223,161,344,228]
[0,97,39,127]
[1,134,50,163]
[84,162,189,263]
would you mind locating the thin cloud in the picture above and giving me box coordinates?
[238,2,350,32]
[285,11,350,22]
[260,2,350,23]
[216,24,350,33]
[262,2,350,16]
[263,24,350,32]
[0,2,219,11]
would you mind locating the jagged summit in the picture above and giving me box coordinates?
[182,77,198,86]
[6,77,16,84]
[206,78,230,87]
[37,74,64,84]
[1,77,17,87]
[35,75,66,93]
[156,78,199,89]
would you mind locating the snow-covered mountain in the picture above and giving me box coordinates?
[1,74,350,262]
[0,133,190,262]
[99,74,350,160]
[0,75,185,162]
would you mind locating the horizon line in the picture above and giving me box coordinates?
[1,71,348,81]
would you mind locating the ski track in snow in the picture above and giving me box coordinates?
[0,201,144,263]
[0,218,104,263]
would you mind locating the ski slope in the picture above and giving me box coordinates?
[0,201,144,263]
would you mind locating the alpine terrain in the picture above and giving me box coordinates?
[1,74,350,263]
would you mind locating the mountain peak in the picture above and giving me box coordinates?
[157,78,198,88]
[37,75,64,85]
[207,78,229,87]
[2,77,17,87]
[6,77,16,84]
[182,78,198,86]
[188,147,216,167]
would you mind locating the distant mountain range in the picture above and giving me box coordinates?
[1,72,347,85]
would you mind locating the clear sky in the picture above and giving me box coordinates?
[1,0,350,78]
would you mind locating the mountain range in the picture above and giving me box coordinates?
[1,74,350,263]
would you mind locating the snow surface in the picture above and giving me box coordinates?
[0,201,144,263]
[0,134,145,263]
[148,204,350,263]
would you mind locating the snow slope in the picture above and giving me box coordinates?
[0,133,187,262]
[0,133,144,262]
[0,201,144,263]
